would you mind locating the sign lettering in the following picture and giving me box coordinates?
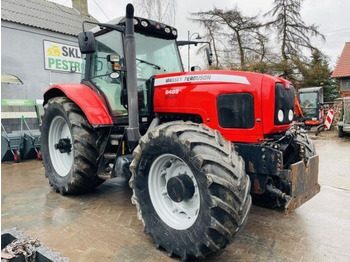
[44,41,82,73]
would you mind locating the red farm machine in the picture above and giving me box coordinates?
[41,4,320,260]
[295,86,325,131]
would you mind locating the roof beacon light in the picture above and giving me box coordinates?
[141,20,149,27]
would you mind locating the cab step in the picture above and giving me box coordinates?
[104,153,117,159]
[110,134,123,146]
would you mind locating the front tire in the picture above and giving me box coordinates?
[41,97,106,194]
[294,126,316,163]
[130,122,251,260]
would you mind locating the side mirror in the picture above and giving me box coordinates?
[206,47,213,66]
[78,31,96,54]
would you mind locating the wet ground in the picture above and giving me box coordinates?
[2,131,350,262]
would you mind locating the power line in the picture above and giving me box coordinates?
[324,31,350,37]
[92,0,110,21]
[322,27,350,34]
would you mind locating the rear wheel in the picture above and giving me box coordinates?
[338,126,344,137]
[130,122,251,260]
[41,97,106,194]
[37,150,42,160]
[14,150,20,163]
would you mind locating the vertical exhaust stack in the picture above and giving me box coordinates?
[124,3,141,150]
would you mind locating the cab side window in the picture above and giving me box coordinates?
[90,31,127,116]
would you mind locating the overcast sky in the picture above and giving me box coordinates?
[52,0,349,70]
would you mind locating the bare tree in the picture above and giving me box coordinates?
[192,7,267,70]
[133,0,177,26]
[265,0,325,78]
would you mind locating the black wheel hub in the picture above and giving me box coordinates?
[167,174,195,202]
[54,138,72,153]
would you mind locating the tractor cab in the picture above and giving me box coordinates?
[81,17,183,120]
[298,86,324,127]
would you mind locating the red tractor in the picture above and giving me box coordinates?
[41,4,320,260]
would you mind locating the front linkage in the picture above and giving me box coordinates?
[235,126,320,212]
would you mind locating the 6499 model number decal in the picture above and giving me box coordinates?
[165,89,180,95]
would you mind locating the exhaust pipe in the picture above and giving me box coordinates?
[124,3,141,150]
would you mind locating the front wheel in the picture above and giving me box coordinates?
[41,97,106,194]
[130,122,251,260]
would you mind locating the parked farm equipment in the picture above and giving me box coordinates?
[41,4,320,260]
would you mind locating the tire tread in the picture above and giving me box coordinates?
[42,96,106,194]
[130,121,251,259]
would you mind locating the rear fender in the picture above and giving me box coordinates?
[44,84,113,126]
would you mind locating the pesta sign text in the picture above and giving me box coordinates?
[44,41,82,73]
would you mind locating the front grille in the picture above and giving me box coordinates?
[274,83,295,125]
[217,93,254,128]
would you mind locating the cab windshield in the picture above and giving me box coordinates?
[300,92,318,118]
[300,92,317,109]
[135,33,183,79]
[89,30,183,117]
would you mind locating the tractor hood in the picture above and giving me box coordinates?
[153,70,294,143]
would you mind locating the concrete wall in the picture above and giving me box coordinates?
[1,21,82,100]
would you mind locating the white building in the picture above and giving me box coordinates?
[1,0,97,100]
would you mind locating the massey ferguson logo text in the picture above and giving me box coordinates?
[165,75,212,83]
[154,74,250,86]
[184,75,211,81]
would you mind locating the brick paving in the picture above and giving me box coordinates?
[2,133,350,261]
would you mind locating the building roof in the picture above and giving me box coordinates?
[1,0,98,36]
[298,86,323,93]
[332,42,350,78]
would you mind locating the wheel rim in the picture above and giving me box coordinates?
[148,154,200,230]
[48,116,74,177]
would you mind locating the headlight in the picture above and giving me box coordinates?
[288,109,294,121]
[274,83,295,125]
[278,110,284,122]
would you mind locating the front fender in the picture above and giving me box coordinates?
[44,84,113,126]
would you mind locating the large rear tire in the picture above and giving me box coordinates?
[130,122,251,260]
[41,97,106,194]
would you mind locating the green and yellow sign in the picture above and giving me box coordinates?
[44,41,82,73]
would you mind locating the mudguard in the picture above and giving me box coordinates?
[44,84,113,126]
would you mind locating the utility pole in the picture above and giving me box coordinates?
[187,31,201,71]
